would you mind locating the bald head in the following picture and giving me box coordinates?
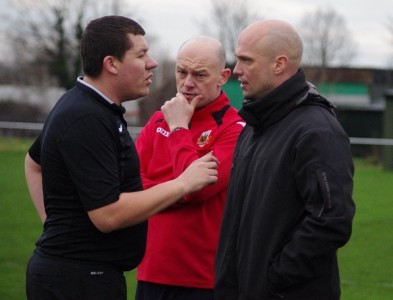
[240,19,303,70]
[175,36,231,108]
[233,19,303,100]
[177,36,226,69]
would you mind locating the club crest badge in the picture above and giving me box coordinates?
[197,130,212,147]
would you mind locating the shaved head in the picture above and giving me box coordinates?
[175,36,231,108]
[240,19,303,71]
[178,36,227,69]
[233,19,304,100]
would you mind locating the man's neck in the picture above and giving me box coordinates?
[81,76,120,106]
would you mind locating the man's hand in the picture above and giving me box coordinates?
[177,152,219,193]
[161,93,203,131]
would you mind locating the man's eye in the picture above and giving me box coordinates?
[238,57,248,63]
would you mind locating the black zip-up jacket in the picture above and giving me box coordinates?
[215,69,355,299]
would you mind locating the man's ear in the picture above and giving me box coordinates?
[103,56,118,75]
[218,68,232,87]
[273,55,288,75]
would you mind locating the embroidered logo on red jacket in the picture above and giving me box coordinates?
[197,130,212,147]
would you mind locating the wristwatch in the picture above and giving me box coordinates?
[170,127,187,133]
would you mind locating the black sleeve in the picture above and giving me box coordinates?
[28,133,42,164]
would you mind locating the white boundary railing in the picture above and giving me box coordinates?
[0,121,143,140]
[1,121,393,146]
[0,121,44,131]
[349,137,393,146]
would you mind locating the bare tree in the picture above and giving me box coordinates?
[197,0,262,65]
[4,0,141,88]
[5,0,83,86]
[299,6,357,81]
[2,0,171,125]
[43,3,86,89]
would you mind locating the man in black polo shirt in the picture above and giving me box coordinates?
[24,16,218,300]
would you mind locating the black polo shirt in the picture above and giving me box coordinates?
[29,80,147,271]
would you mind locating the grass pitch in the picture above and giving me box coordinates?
[0,137,392,299]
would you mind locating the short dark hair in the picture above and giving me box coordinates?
[81,16,145,77]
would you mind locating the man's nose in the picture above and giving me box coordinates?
[184,75,195,87]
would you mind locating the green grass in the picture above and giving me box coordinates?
[339,159,393,299]
[0,137,392,299]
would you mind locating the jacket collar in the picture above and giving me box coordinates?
[238,69,309,131]
[193,91,231,121]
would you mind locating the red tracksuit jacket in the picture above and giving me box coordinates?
[136,92,244,288]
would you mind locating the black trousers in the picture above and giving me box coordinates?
[136,280,214,300]
[26,250,126,300]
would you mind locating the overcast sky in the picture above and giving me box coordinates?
[135,0,393,69]
[0,0,392,69]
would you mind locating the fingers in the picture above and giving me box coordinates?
[161,95,186,113]
[179,153,219,193]
[190,160,218,185]
[162,93,202,111]
[192,152,219,183]
[189,152,219,173]
[204,162,218,185]
[161,93,200,130]
[160,99,175,111]
[198,151,219,164]
[185,94,204,109]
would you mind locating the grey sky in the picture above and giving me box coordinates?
[0,0,392,69]
[138,0,393,69]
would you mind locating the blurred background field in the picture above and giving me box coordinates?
[0,136,392,299]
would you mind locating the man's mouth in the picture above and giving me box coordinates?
[145,73,154,85]
[182,93,197,101]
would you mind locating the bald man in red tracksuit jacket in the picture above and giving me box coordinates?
[136,91,243,298]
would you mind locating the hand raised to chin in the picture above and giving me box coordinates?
[161,93,204,131]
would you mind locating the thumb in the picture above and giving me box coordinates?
[189,95,204,109]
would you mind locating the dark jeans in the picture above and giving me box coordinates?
[26,250,126,300]
[136,280,214,300]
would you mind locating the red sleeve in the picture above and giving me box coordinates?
[168,122,243,203]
